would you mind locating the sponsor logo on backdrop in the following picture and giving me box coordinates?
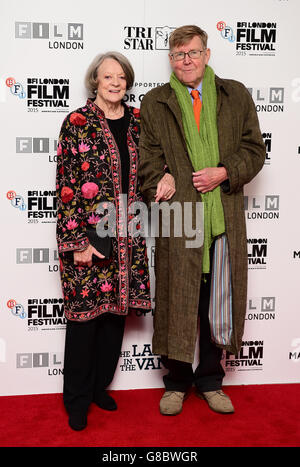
[16,248,59,273]
[16,137,58,163]
[246,296,276,321]
[248,87,284,112]
[225,340,264,371]
[244,195,280,220]
[123,26,175,50]
[120,344,163,372]
[15,22,84,50]
[7,189,57,223]
[247,238,268,269]
[7,298,66,330]
[16,352,64,376]
[289,338,300,363]
[125,81,165,105]
[262,132,272,165]
[6,76,70,113]
[217,20,277,56]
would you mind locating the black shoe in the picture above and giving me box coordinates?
[68,412,87,431]
[94,391,117,411]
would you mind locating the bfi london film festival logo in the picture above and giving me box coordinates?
[5,77,26,100]
[6,76,70,113]
[16,351,64,376]
[225,340,264,372]
[7,298,66,330]
[16,136,58,163]
[123,26,175,50]
[8,296,149,326]
[7,299,26,320]
[244,195,280,220]
[16,248,59,273]
[247,238,268,269]
[247,86,284,113]
[217,20,277,56]
[246,296,276,322]
[15,22,84,50]
[6,189,57,223]
[6,190,26,212]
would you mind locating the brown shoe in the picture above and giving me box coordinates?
[197,390,235,414]
[159,391,186,415]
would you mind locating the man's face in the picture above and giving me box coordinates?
[169,35,210,88]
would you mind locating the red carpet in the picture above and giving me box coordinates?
[0,384,299,447]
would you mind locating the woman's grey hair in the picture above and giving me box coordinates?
[85,51,135,97]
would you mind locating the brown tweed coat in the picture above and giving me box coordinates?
[139,75,265,363]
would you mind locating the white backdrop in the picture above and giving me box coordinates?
[1,0,300,396]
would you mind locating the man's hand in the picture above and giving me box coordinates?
[74,244,105,267]
[192,167,228,193]
[155,173,176,202]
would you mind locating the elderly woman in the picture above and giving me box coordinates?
[56,52,152,431]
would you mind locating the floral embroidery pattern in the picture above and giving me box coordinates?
[56,100,151,321]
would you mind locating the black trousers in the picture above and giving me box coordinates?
[63,313,125,415]
[162,261,225,393]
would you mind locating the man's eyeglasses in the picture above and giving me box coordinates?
[169,49,207,62]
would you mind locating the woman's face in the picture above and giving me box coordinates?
[96,58,127,105]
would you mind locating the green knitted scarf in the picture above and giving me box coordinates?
[170,65,225,273]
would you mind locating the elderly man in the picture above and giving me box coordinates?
[139,25,265,415]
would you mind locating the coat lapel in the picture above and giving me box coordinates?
[215,75,229,115]
[157,86,187,145]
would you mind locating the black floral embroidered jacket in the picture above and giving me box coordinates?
[56,99,151,321]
